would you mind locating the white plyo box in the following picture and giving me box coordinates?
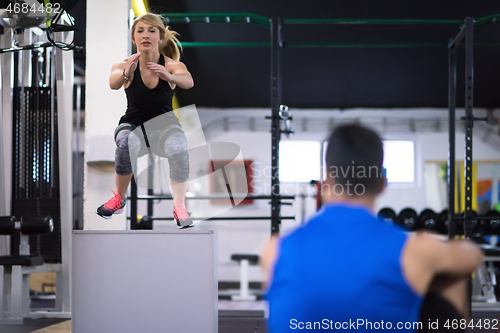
[72,230,218,333]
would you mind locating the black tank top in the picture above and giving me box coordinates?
[119,55,174,126]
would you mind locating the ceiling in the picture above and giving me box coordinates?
[72,1,500,108]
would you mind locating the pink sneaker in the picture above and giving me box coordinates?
[173,200,194,229]
[96,190,126,219]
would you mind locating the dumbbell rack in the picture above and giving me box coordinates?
[379,207,500,307]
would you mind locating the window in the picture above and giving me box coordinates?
[279,141,321,182]
[383,140,415,183]
[320,139,415,183]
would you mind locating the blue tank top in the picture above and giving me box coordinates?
[266,204,423,333]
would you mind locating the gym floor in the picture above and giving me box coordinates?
[0,301,269,333]
[1,303,500,332]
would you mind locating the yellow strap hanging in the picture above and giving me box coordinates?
[131,0,148,17]
[44,0,51,27]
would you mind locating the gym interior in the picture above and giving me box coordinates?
[1,0,500,332]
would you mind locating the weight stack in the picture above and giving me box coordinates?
[73,151,84,230]
[11,84,62,263]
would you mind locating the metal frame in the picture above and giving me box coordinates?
[270,17,283,234]
[155,12,500,236]
[446,18,478,240]
[0,23,73,322]
[127,195,295,224]
[463,18,475,239]
[447,24,465,239]
[54,28,73,317]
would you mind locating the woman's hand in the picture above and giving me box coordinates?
[148,60,194,89]
[147,62,173,82]
[124,52,141,77]
[109,54,140,90]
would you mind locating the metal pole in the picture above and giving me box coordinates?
[133,194,296,200]
[464,17,474,240]
[130,176,138,229]
[50,47,55,193]
[148,216,296,221]
[75,81,81,152]
[147,162,154,217]
[447,46,457,239]
[270,17,283,235]
[464,17,475,319]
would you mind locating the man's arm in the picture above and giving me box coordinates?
[429,236,484,275]
[402,232,484,295]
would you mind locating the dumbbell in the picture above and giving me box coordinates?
[397,208,418,231]
[418,209,439,232]
[438,209,450,234]
[438,210,479,235]
[377,208,396,224]
[0,216,54,235]
[465,210,479,234]
[483,210,500,235]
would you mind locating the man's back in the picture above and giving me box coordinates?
[266,204,423,332]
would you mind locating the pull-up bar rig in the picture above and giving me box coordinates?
[128,12,500,236]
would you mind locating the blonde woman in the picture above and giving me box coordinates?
[96,13,194,229]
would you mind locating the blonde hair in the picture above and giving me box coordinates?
[131,13,182,61]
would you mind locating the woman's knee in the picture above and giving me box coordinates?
[115,135,141,175]
[115,141,133,175]
[163,132,187,157]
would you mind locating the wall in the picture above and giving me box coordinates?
[175,107,500,282]
[84,0,130,230]
[377,132,500,213]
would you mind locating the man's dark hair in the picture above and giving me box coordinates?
[325,124,384,195]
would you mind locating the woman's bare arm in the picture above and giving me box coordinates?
[109,53,141,90]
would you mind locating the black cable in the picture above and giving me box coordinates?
[45,2,83,52]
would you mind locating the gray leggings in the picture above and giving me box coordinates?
[114,123,189,183]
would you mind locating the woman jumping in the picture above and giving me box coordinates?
[96,13,194,229]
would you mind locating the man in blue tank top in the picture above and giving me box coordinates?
[262,124,484,332]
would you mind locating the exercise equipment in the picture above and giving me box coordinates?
[136,215,153,230]
[377,208,396,224]
[0,215,54,323]
[437,209,480,235]
[0,11,74,322]
[484,210,500,235]
[0,216,53,235]
[438,209,450,235]
[396,208,418,231]
[73,230,218,333]
[467,210,480,234]
[230,254,259,301]
[472,246,500,304]
[417,209,438,231]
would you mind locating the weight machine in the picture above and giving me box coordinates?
[0,0,78,323]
